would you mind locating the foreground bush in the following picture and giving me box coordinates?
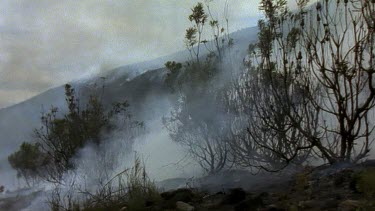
[8,142,48,187]
[9,83,141,184]
[356,169,375,199]
[49,156,160,211]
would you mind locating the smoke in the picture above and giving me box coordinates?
[0,0,256,202]
[0,0,329,209]
[0,0,261,108]
[133,112,202,181]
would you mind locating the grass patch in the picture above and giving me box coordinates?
[50,156,161,211]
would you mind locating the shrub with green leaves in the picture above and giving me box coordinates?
[357,169,375,198]
[9,83,141,184]
[8,142,49,186]
[295,173,309,193]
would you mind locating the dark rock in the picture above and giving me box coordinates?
[145,199,156,207]
[234,193,266,211]
[161,188,194,202]
[215,191,225,195]
[339,200,361,211]
[160,188,195,209]
[299,200,320,209]
[263,206,286,211]
[221,188,247,205]
[176,201,195,211]
[321,198,339,209]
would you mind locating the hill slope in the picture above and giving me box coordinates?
[0,26,259,187]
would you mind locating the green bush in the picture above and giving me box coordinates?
[295,173,309,193]
[357,169,375,198]
[8,142,49,186]
[9,84,141,183]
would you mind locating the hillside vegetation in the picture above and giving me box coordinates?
[2,0,375,210]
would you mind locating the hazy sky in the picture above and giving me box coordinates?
[0,0,306,108]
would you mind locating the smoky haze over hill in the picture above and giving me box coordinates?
[0,25,259,189]
[0,0,261,109]
[0,0,319,108]
[3,1,373,210]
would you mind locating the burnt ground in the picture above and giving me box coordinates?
[1,161,375,210]
[152,161,375,211]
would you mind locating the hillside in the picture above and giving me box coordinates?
[0,26,259,188]
[1,0,375,210]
